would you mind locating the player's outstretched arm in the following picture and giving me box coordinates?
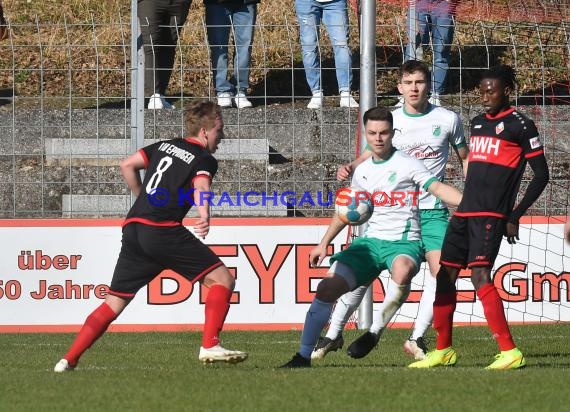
[310,214,346,267]
[336,149,373,181]
[509,155,550,224]
[503,155,550,244]
[192,177,212,239]
[427,181,462,207]
[120,151,146,197]
[565,218,570,244]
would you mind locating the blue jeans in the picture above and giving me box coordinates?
[206,3,257,94]
[405,0,455,94]
[295,0,353,93]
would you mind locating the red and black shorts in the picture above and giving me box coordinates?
[109,223,223,297]
[440,215,505,269]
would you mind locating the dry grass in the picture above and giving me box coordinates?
[0,0,568,106]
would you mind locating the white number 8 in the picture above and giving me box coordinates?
[145,156,173,194]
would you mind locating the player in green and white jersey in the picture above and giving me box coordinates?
[281,106,463,368]
[313,60,469,363]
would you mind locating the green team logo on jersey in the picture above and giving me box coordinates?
[432,125,441,136]
[388,172,397,183]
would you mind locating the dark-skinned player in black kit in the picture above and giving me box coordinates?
[409,65,549,370]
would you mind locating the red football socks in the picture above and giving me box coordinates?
[433,289,456,350]
[64,302,117,366]
[202,284,231,349]
[477,283,516,351]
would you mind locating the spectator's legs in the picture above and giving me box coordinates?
[405,6,429,62]
[295,0,322,93]
[321,0,352,93]
[138,0,165,97]
[206,4,233,94]
[430,12,454,95]
[405,2,417,61]
[230,4,257,94]
[156,0,191,96]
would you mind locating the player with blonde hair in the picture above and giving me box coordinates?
[54,101,247,372]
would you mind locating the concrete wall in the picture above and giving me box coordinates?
[0,104,567,218]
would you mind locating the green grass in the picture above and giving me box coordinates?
[2,325,570,412]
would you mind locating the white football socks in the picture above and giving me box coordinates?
[325,285,368,340]
[369,281,411,335]
[410,274,437,341]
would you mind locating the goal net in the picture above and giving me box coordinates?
[343,0,570,330]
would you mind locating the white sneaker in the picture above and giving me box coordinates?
[429,94,441,106]
[340,91,359,108]
[234,92,252,109]
[54,358,74,373]
[307,91,323,109]
[217,92,233,108]
[147,93,174,110]
[198,344,248,364]
[393,96,405,108]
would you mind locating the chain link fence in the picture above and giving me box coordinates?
[0,0,568,218]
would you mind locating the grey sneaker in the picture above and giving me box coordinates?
[404,336,429,360]
[311,335,344,359]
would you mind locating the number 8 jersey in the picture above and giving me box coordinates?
[124,138,218,226]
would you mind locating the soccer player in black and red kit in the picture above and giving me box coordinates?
[410,65,550,369]
[54,101,247,372]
